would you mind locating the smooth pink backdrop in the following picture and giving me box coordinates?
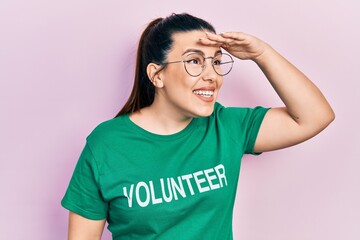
[1,0,359,239]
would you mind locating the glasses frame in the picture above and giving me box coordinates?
[163,52,234,77]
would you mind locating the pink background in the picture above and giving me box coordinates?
[1,0,359,239]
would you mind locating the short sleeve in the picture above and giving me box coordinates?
[242,106,269,154]
[61,144,108,220]
[216,103,269,155]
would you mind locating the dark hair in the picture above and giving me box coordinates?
[115,13,216,117]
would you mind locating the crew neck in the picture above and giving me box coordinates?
[123,114,199,141]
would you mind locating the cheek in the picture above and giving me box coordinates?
[217,78,224,89]
[164,66,189,85]
[163,72,194,96]
[169,69,195,89]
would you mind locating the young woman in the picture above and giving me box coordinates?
[62,13,334,239]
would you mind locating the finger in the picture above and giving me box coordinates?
[198,37,223,47]
[204,32,232,44]
[219,38,245,45]
[219,32,248,41]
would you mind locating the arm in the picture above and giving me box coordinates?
[252,44,334,152]
[68,211,106,240]
[200,32,335,152]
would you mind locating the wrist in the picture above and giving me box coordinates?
[253,43,273,64]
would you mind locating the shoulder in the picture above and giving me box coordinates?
[213,102,268,121]
[86,115,129,147]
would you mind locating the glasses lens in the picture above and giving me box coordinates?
[183,52,234,76]
[183,53,204,77]
[213,53,233,76]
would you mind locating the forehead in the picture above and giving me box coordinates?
[169,30,220,56]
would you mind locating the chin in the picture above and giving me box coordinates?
[192,105,215,118]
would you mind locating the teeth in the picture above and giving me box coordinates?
[193,90,214,98]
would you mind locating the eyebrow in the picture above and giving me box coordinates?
[182,48,222,56]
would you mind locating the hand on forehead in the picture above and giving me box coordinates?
[170,30,222,57]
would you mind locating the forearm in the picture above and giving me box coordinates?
[68,212,106,240]
[254,44,335,129]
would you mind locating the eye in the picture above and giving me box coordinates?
[213,59,222,65]
[186,59,198,64]
[185,57,202,65]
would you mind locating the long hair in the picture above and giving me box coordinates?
[115,13,216,117]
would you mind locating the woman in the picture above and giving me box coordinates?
[62,13,334,239]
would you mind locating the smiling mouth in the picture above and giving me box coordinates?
[193,90,214,98]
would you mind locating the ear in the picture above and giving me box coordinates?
[147,63,164,88]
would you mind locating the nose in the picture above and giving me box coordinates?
[202,58,218,82]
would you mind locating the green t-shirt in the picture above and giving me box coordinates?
[61,103,269,239]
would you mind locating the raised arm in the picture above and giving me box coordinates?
[200,32,335,152]
[68,211,106,240]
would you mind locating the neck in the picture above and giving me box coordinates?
[129,100,193,135]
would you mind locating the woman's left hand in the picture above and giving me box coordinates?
[200,32,267,61]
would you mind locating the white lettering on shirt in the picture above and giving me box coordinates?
[123,184,134,207]
[135,181,150,207]
[160,178,173,202]
[181,174,195,195]
[123,164,228,208]
[171,176,186,200]
[204,168,220,190]
[214,164,227,187]
[193,170,210,193]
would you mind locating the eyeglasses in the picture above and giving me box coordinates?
[163,52,234,77]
